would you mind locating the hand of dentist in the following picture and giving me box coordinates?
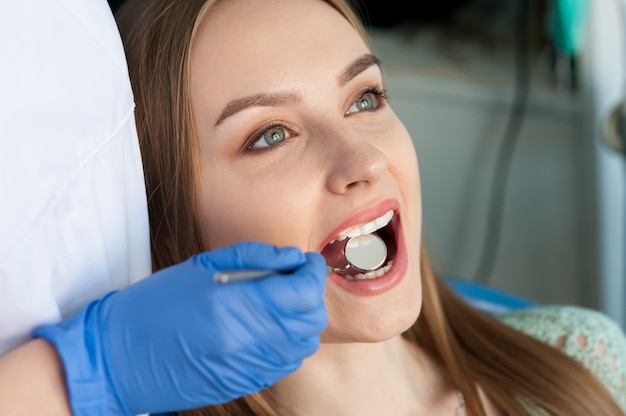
[34,242,328,415]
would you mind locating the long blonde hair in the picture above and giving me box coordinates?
[115,0,624,414]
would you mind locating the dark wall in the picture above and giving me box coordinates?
[358,0,470,28]
[108,0,470,27]
[107,0,124,14]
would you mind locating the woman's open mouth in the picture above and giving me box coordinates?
[321,210,398,280]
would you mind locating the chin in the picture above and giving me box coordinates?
[321,291,423,344]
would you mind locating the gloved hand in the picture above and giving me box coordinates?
[34,242,327,415]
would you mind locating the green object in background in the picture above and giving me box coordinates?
[546,0,591,55]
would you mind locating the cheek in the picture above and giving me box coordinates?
[387,123,422,244]
[197,160,262,247]
[388,123,421,198]
[197,175,254,248]
[197,159,319,250]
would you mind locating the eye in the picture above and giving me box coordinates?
[346,86,388,115]
[248,123,292,150]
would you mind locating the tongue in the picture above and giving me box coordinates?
[320,238,348,270]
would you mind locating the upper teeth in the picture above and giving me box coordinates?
[329,210,394,244]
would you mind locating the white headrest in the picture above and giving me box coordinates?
[0,0,151,354]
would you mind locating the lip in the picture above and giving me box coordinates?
[317,199,399,250]
[319,198,408,297]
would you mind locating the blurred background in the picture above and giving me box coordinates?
[107,0,625,328]
[358,0,626,328]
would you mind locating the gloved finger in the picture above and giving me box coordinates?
[249,333,321,372]
[229,308,322,371]
[209,338,315,398]
[256,252,327,312]
[243,297,326,367]
[271,303,328,341]
[215,285,325,355]
[197,241,307,272]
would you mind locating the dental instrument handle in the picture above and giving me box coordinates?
[215,266,333,283]
[214,269,280,283]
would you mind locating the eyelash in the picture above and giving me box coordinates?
[245,121,294,154]
[245,84,389,154]
[351,85,389,114]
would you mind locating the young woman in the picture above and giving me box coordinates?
[115,0,626,414]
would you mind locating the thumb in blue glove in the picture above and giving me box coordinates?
[34,242,328,415]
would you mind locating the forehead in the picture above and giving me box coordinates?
[190,0,370,94]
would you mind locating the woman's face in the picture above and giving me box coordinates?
[191,0,422,343]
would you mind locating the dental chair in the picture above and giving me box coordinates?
[443,276,536,314]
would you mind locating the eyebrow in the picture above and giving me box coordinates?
[338,53,381,87]
[215,91,301,126]
[214,53,381,126]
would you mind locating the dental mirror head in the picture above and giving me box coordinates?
[344,234,387,272]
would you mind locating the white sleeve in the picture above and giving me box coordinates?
[0,0,151,355]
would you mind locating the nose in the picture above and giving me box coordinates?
[325,128,388,194]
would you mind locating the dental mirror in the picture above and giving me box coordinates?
[344,234,387,272]
[216,234,390,282]
[215,233,390,282]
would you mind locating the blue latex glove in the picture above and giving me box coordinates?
[34,242,327,415]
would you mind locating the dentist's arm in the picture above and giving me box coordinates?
[0,339,72,416]
[3,242,327,416]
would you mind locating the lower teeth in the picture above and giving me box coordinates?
[343,260,393,281]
